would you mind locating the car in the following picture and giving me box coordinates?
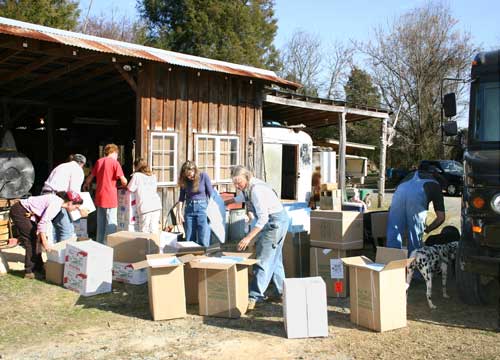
[418,160,464,196]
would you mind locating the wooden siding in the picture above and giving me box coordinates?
[136,63,264,223]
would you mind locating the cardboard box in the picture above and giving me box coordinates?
[158,231,180,253]
[320,183,338,191]
[370,211,388,241]
[319,190,342,211]
[69,192,96,221]
[309,247,365,298]
[45,261,64,285]
[106,231,160,263]
[117,189,138,231]
[190,253,257,318]
[164,241,205,255]
[63,240,113,296]
[113,261,148,285]
[310,210,363,250]
[184,260,199,305]
[141,254,186,321]
[283,232,310,278]
[342,247,413,332]
[46,240,76,264]
[283,277,329,339]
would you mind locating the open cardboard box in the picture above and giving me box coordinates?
[189,252,257,318]
[342,247,413,332]
[133,254,191,321]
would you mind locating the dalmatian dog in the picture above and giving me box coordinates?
[407,242,459,309]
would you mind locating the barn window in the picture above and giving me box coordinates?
[150,132,177,185]
[195,135,239,182]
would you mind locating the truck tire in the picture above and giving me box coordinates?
[455,234,487,305]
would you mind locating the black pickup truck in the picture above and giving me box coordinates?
[418,160,464,196]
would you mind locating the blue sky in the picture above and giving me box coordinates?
[78,0,499,51]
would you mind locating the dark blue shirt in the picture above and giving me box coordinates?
[179,172,213,202]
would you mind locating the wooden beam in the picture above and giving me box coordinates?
[0,96,108,112]
[10,59,94,96]
[39,66,115,100]
[0,49,19,65]
[113,64,137,92]
[378,118,388,208]
[68,75,126,102]
[265,94,390,119]
[0,56,56,83]
[339,111,346,199]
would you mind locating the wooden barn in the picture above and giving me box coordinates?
[0,17,298,221]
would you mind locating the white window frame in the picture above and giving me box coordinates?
[195,134,239,183]
[150,132,178,186]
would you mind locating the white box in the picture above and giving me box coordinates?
[158,232,179,253]
[112,261,148,285]
[117,189,138,231]
[65,240,113,273]
[283,277,329,339]
[46,240,76,264]
[64,265,112,296]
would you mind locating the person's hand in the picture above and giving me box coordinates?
[82,182,90,191]
[238,236,251,251]
[79,208,89,218]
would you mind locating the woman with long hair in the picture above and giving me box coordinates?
[127,158,162,233]
[177,161,213,247]
[9,191,83,279]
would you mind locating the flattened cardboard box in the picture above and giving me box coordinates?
[190,253,257,318]
[310,210,363,250]
[309,247,364,298]
[140,254,187,321]
[106,231,160,263]
[342,247,413,332]
[283,277,329,339]
[283,232,310,278]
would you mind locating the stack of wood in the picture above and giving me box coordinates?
[0,199,20,241]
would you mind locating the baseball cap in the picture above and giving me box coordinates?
[66,191,83,204]
[73,154,86,165]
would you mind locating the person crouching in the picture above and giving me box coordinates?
[9,191,83,279]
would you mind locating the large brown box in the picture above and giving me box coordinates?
[309,247,364,297]
[342,247,413,332]
[190,252,257,318]
[140,254,186,321]
[283,232,310,278]
[310,210,363,250]
[184,261,199,305]
[106,231,159,263]
[45,261,64,285]
[319,190,342,211]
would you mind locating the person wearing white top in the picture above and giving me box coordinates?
[41,154,87,242]
[225,165,290,311]
[127,158,162,233]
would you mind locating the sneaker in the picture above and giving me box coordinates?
[247,299,257,311]
[24,272,35,279]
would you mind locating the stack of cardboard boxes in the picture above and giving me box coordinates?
[63,240,113,296]
[309,209,364,298]
[117,189,139,232]
[319,183,342,211]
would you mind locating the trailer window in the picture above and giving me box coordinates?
[195,135,239,183]
[150,132,177,186]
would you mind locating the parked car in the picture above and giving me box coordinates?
[418,160,464,196]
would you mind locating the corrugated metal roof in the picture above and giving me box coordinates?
[0,16,300,88]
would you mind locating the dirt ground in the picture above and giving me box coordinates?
[1,196,499,360]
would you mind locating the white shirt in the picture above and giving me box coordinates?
[234,178,283,229]
[42,161,84,193]
[127,172,162,215]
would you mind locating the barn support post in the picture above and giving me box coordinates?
[378,117,388,208]
[339,110,347,201]
[47,108,54,171]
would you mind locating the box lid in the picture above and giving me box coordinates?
[139,254,183,269]
[189,255,257,270]
[342,247,413,272]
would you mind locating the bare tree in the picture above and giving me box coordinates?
[77,9,147,44]
[359,2,477,166]
[279,30,322,96]
[324,40,355,100]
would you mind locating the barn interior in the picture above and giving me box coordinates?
[0,35,139,194]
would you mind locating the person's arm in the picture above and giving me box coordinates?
[425,183,446,234]
[38,232,51,252]
[37,199,63,248]
[177,188,186,224]
[203,173,213,198]
[82,173,94,191]
[237,188,268,251]
[127,174,137,192]
[226,192,244,206]
[119,176,128,187]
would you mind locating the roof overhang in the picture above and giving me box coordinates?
[263,89,390,129]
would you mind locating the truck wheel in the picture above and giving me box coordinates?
[447,184,458,196]
[455,235,487,305]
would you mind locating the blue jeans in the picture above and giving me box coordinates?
[249,209,290,301]
[52,209,75,242]
[96,206,117,244]
[184,199,210,247]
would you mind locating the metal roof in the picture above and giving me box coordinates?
[0,16,299,89]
